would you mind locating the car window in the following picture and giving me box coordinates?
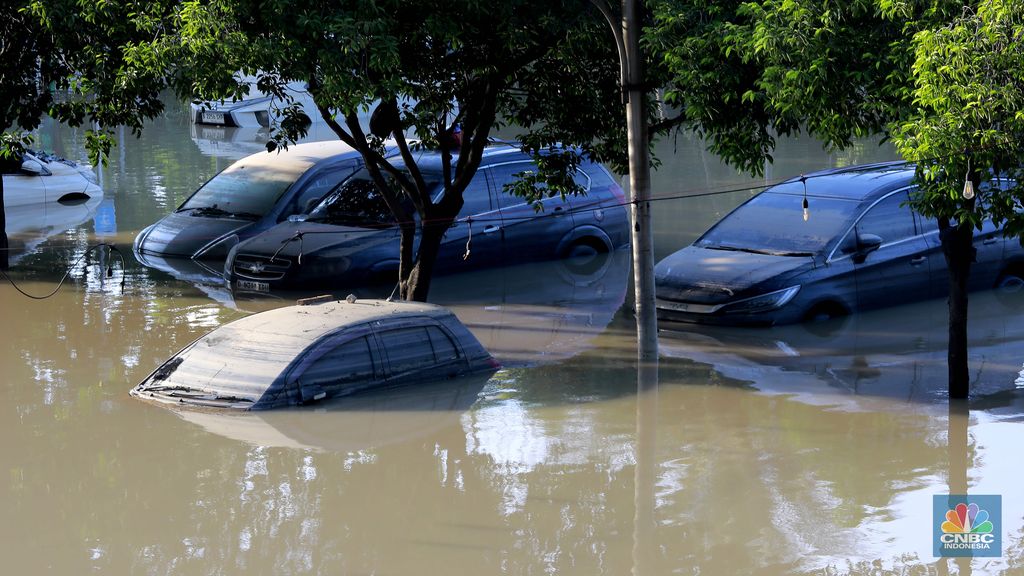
[288,165,359,217]
[310,169,438,227]
[459,171,493,215]
[182,162,308,216]
[378,327,436,374]
[300,336,376,393]
[697,191,860,255]
[855,191,917,244]
[489,161,588,209]
[427,326,460,363]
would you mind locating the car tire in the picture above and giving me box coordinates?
[562,238,611,277]
[800,301,850,338]
[995,271,1024,307]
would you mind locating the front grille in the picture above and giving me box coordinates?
[233,254,293,280]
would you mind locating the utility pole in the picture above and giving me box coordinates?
[623,0,658,366]
[593,0,658,365]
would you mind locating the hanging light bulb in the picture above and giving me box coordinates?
[800,175,809,221]
[963,158,975,200]
[963,176,975,200]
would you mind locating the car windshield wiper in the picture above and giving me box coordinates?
[177,205,261,220]
[706,244,813,257]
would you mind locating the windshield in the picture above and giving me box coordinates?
[307,169,438,227]
[697,192,861,255]
[180,161,308,217]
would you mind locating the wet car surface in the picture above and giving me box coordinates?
[130,298,498,410]
[224,144,630,292]
[133,140,366,261]
[655,162,1024,326]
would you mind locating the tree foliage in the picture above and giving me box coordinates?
[115,0,636,300]
[646,0,1024,396]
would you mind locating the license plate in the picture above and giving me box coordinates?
[236,279,269,292]
[201,111,226,124]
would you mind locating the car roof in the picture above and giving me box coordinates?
[134,299,459,404]
[235,140,359,172]
[396,142,572,174]
[769,161,916,201]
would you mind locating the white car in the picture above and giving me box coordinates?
[2,150,102,208]
[192,78,319,128]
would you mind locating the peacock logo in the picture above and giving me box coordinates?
[934,495,1001,558]
[941,502,994,535]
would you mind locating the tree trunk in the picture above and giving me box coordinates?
[939,216,975,399]
[1,175,8,271]
[400,216,452,302]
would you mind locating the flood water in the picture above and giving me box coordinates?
[3,104,1024,575]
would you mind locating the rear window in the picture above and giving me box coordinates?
[182,161,308,216]
[697,192,861,255]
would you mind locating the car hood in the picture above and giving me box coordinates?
[137,211,255,258]
[655,245,814,304]
[234,221,397,258]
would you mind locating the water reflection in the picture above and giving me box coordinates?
[659,288,1024,407]
[3,113,1023,575]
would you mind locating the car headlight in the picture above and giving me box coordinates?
[718,285,801,315]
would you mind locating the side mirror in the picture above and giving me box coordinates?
[852,233,883,263]
[20,159,44,175]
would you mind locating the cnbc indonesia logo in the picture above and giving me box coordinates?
[934,495,1002,557]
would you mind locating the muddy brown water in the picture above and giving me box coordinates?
[2,110,1023,574]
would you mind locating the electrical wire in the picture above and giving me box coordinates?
[0,243,127,300]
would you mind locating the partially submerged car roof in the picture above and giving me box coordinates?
[130,298,496,410]
[235,140,360,170]
[767,161,916,201]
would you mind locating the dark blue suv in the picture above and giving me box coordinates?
[225,144,629,292]
[655,162,1024,326]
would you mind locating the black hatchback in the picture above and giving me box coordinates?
[655,162,1024,326]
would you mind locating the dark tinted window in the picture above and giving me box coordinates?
[855,191,916,243]
[379,327,435,374]
[490,161,588,209]
[427,326,459,363]
[458,172,493,215]
[308,169,435,227]
[301,336,375,392]
[697,192,860,255]
[289,165,359,216]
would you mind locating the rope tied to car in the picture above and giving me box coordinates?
[463,216,473,261]
[0,243,127,300]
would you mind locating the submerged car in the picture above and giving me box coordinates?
[130,297,499,410]
[192,78,317,128]
[2,150,101,208]
[134,140,367,261]
[655,161,1024,326]
[225,144,629,292]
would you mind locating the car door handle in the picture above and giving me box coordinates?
[483,224,501,234]
[553,206,565,216]
[910,256,927,266]
[983,237,998,245]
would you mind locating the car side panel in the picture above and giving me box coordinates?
[489,160,575,265]
[436,168,505,274]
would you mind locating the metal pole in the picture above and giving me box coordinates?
[622,0,658,364]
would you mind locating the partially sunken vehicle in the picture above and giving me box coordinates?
[130,298,498,410]
[134,140,366,261]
